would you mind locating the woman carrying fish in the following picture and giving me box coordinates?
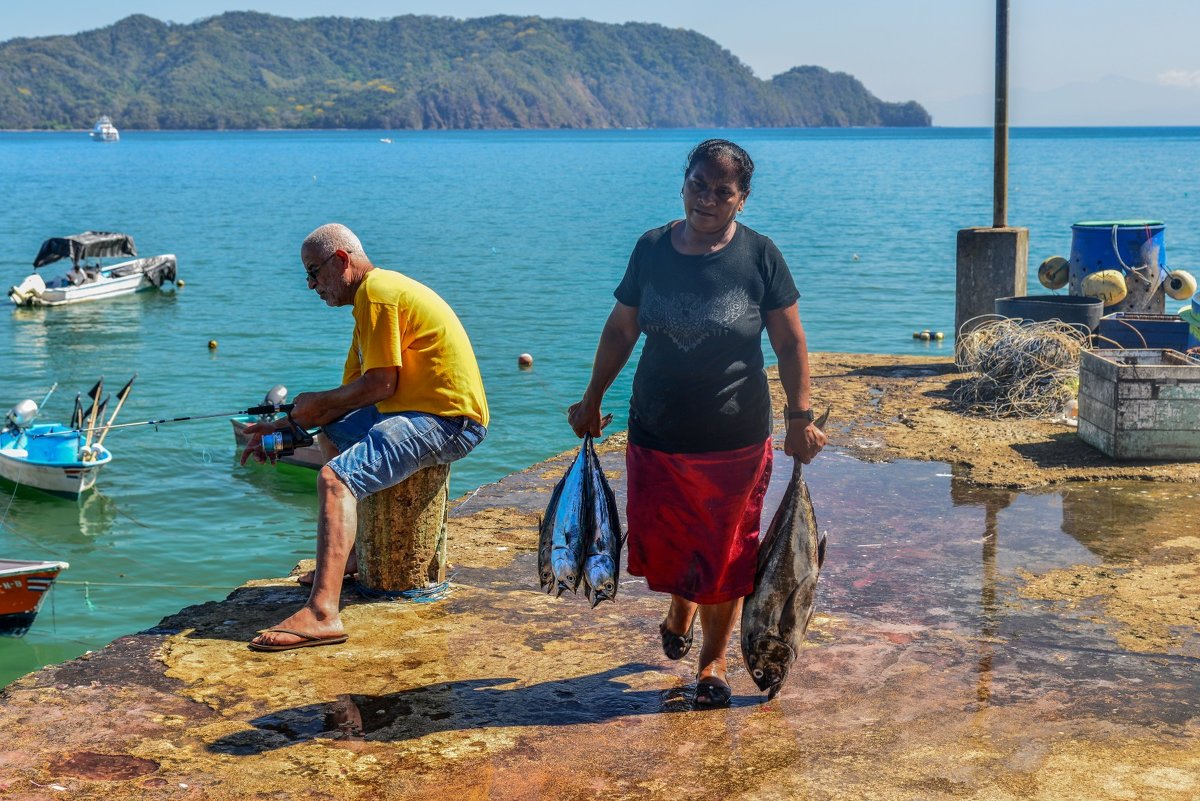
[568,139,826,708]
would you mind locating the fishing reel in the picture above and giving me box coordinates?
[260,412,315,458]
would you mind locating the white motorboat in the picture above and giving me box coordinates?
[90,115,119,142]
[8,231,177,307]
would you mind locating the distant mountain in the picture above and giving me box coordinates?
[927,75,1200,126]
[0,12,930,130]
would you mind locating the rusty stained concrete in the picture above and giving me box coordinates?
[1,352,1198,800]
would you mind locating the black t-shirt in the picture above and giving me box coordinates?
[614,222,800,454]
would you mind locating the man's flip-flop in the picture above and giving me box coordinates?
[247,628,350,652]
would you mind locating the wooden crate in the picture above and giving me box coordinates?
[1078,349,1200,460]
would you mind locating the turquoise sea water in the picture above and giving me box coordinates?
[2,127,1199,687]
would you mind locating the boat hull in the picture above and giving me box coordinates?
[0,424,110,499]
[0,560,69,636]
[231,416,325,470]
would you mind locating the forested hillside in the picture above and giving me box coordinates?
[0,13,930,130]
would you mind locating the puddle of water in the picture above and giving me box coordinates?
[783,450,1200,725]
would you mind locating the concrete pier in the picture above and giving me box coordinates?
[1,354,1196,800]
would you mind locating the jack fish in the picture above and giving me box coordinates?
[740,415,829,700]
[582,436,624,607]
[548,438,590,596]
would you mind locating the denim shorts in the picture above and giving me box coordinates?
[322,407,487,500]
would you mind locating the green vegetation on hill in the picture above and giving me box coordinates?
[0,13,931,130]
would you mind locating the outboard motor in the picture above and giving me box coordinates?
[257,385,288,422]
[8,274,46,307]
[4,399,38,431]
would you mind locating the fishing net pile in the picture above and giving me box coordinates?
[953,317,1088,418]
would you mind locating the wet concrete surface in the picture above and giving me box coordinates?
[1,447,1198,799]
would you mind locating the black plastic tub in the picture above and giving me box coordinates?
[994,295,1104,331]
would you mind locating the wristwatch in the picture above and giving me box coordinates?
[786,408,815,422]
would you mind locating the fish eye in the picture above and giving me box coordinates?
[752,669,763,678]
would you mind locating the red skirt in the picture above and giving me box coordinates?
[625,438,772,604]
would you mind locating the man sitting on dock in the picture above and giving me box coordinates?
[240,222,489,652]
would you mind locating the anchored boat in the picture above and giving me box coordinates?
[230,385,325,470]
[0,379,131,498]
[89,115,119,142]
[0,560,70,636]
[8,231,177,307]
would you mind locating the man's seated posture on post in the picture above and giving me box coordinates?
[241,222,489,652]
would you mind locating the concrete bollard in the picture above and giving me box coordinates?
[955,226,1028,359]
[355,463,450,593]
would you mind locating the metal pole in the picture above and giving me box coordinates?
[993,0,1010,228]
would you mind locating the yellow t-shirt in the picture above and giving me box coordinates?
[342,269,489,427]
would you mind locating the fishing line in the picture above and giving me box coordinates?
[57,579,238,591]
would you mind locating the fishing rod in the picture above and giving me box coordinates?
[36,402,296,437]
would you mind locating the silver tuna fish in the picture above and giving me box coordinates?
[582,436,624,607]
[548,438,590,596]
[537,478,566,594]
[740,421,828,699]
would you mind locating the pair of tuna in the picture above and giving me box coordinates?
[740,410,830,700]
[538,434,625,606]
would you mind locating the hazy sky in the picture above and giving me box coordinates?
[5,1,1200,109]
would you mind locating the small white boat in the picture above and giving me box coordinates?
[90,115,119,142]
[0,559,70,636]
[8,231,176,307]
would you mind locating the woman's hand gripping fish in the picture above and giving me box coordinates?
[740,411,829,700]
[543,437,591,596]
[582,436,625,607]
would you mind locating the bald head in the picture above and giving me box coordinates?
[302,223,365,261]
[301,223,375,307]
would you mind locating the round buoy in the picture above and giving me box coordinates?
[176,279,186,288]
[208,340,218,350]
[1165,269,1197,301]
[912,331,921,339]
[919,331,931,341]
[1037,256,1069,290]
[1081,269,1128,306]
[518,353,533,368]
[934,332,945,340]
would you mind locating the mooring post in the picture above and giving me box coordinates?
[354,463,450,593]
[955,0,1028,357]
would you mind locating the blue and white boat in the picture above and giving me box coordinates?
[0,397,112,499]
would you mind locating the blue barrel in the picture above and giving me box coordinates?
[1069,220,1166,314]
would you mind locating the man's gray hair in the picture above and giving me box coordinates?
[302,223,364,258]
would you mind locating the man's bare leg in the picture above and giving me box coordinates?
[250,464,357,647]
[296,434,358,586]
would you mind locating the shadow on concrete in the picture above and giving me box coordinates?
[207,662,758,755]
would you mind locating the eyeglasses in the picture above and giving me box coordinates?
[304,252,339,282]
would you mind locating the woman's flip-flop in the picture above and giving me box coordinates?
[694,677,732,709]
[659,616,695,661]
